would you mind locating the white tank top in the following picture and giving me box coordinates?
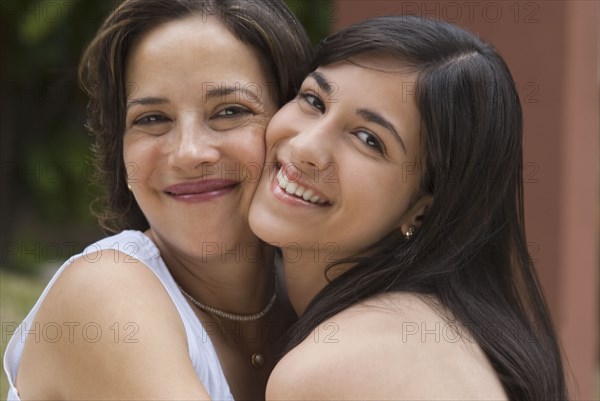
[3,230,234,400]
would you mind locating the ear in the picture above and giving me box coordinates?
[399,194,433,236]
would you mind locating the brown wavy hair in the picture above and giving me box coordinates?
[79,0,313,233]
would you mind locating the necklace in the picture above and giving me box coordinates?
[177,284,277,322]
[178,285,275,369]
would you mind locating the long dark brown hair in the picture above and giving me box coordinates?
[286,15,567,401]
[79,0,313,233]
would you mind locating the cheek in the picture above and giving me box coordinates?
[122,133,153,182]
[123,135,143,183]
[123,131,158,159]
[220,130,267,200]
[264,103,297,149]
[230,129,267,180]
[343,165,413,222]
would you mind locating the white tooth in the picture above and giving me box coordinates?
[310,195,320,203]
[286,182,298,194]
[302,189,314,201]
[295,186,306,197]
[277,170,287,189]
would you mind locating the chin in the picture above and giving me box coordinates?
[249,212,283,246]
[248,221,276,245]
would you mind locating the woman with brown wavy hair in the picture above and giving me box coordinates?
[4,1,311,400]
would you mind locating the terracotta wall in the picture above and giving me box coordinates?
[331,1,599,398]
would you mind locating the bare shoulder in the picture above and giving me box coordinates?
[17,249,211,400]
[267,293,507,401]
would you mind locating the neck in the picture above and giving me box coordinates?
[281,246,346,316]
[146,229,275,316]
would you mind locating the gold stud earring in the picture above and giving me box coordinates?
[404,226,415,240]
[127,182,132,191]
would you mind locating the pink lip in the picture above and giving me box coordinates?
[164,179,239,202]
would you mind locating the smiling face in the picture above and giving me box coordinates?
[123,15,277,259]
[249,57,430,261]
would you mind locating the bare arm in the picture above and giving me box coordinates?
[267,296,507,401]
[17,250,213,400]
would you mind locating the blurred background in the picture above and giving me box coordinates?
[1,0,598,399]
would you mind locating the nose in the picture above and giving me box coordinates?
[287,120,334,172]
[168,117,220,172]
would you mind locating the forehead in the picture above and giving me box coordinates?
[318,57,420,115]
[345,53,416,73]
[130,16,227,58]
[316,56,419,101]
[125,15,269,87]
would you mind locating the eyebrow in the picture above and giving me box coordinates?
[356,108,407,154]
[308,71,333,95]
[204,85,262,105]
[126,85,263,111]
[308,70,407,154]
[126,97,169,111]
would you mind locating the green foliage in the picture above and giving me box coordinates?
[286,0,334,44]
[0,269,48,400]
[2,0,119,273]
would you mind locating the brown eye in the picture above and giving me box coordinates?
[300,92,325,113]
[356,131,384,153]
[214,106,252,118]
[134,114,169,125]
[131,114,172,136]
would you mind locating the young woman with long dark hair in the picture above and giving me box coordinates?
[249,15,567,400]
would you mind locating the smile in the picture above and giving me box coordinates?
[164,179,239,202]
[276,168,329,205]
